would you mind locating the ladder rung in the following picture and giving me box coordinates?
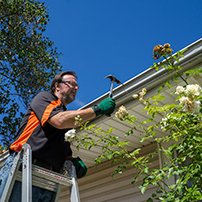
[32,165,73,187]
[16,172,58,192]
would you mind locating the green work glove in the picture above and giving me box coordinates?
[92,97,116,117]
[72,157,88,178]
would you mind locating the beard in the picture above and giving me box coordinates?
[63,93,76,105]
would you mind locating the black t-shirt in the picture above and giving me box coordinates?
[10,91,72,171]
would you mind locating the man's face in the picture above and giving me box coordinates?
[55,74,79,105]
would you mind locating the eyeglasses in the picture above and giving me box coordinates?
[61,80,79,90]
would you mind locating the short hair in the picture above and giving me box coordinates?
[51,71,78,93]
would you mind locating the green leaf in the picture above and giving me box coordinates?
[169,184,176,189]
[165,81,171,88]
[143,166,149,174]
[107,153,114,160]
[140,185,147,194]
[130,148,141,156]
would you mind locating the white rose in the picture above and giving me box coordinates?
[179,96,189,105]
[179,96,201,113]
[115,112,123,119]
[115,105,128,120]
[175,86,184,94]
[64,129,77,143]
[185,84,202,96]
[119,105,128,116]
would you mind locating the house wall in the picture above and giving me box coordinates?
[59,143,159,202]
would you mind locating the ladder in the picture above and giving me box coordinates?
[1,143,80,202]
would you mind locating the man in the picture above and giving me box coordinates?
[0,71,116,201]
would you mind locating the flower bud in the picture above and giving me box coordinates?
[132,94,139,99]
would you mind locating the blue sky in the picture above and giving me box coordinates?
[43,0,202,110]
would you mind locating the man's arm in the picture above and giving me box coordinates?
[47,107,95,129]
[48,97,116,129]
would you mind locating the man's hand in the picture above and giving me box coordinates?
[66,156,74,161]
[92,98,116,116]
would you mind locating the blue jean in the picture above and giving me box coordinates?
[0,153,54,202]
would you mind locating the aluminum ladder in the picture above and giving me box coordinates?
[1,143,80,202]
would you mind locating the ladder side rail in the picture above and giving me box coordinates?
[0,152,22,202]
[52,184,62,202]
[68,163,80,202]
[22,143,32,202]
